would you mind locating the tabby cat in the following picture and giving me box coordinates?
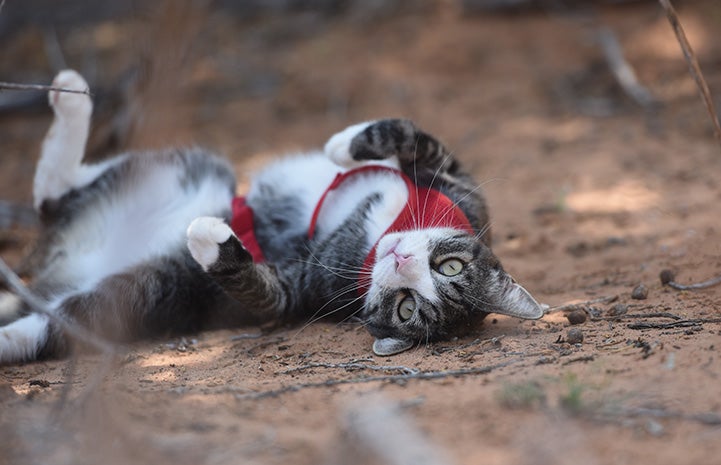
[0,70,542,364]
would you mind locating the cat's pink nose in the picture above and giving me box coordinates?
[394,253,412,272]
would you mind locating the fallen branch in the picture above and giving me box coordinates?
[279,361,419,376]
[0,257,116,356]
[0,201,38,229]
[546,295,618,314]
[616,406,721,426]
[0,81,92,97]
[660,269,721,290]
[659,0,721,148]
[561,354,595,366]
[596,26,658,108]
[236,359,519,400]
[432,334,505,355]
[627,318,721,330]
[340,395,454,465]
[601,312,683,321]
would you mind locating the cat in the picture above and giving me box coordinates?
[0,70,543,364]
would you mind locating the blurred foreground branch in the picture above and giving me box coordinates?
[0,257,116,355]
[659,0,721,148]
[0,81,92,96]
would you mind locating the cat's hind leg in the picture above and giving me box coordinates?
[0,313,50,364]
[0,292,24,326]
[33,70,112,210]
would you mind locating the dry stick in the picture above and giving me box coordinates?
[667,275,721,291]
[628,318,721,330]
[237,359,519,400]
[616,407,721,426]
[656,1,721,290]
[0,257,116,355]
[342,397,454,465]
[279,362,419,376]
[596,26,658,108]
[433,334,505,355]
[546,295,618,314]
[0,81,92,96]
[659,0,721,146]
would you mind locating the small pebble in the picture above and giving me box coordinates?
[566,328,584,344]
[608,303,628,317]
[566,310,587,325]
[631,283,648,300]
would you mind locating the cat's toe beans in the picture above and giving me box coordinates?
[186,217,233,270]
[49,70,92,117]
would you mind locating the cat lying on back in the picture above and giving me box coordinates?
[0,70,543,364]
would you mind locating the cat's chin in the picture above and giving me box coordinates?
[372,337,414,356]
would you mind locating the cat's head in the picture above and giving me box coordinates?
[362,228,543,356]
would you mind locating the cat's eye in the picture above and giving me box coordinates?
[438,258,464,276]
[397,296,416,321]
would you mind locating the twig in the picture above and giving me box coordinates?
[659,0,721,148]
[627,318,721,330]
[279,362,419,376]
[433,335,505,355]
[0,257,116,355]
[561,355,595,366]
[236,359,519,400]
[617,407,721,426]
[340,396,454,465]
[596,26,658,108]
[660,269,721,291]
[0,201,38,229]
[599,312,683,321]
[546,295,618,313]
[0,81,92,97]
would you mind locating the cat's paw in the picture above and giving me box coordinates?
[324,121,374,167]
[48,70,92,120]
[187,217,234,271]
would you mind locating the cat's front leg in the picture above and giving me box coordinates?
[187,217,292,321]
[325,119,454,177]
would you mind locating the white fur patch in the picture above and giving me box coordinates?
[187,217,234,270]
[0,313,49,364]
[43,159,233,294]
[370,228,459,305]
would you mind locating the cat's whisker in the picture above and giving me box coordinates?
[292,286,369,338]
[416,151,453,231]
[428,177,499,235]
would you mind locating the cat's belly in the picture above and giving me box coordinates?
[50,164,233,292]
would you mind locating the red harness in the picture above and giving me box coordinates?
[230,166,474,294]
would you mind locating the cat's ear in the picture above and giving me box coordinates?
[489,272,545,320]
[373,337,414,356]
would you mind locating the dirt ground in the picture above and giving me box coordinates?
[1,1,721,464]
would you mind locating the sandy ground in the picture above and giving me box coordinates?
[1,2,721,464]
